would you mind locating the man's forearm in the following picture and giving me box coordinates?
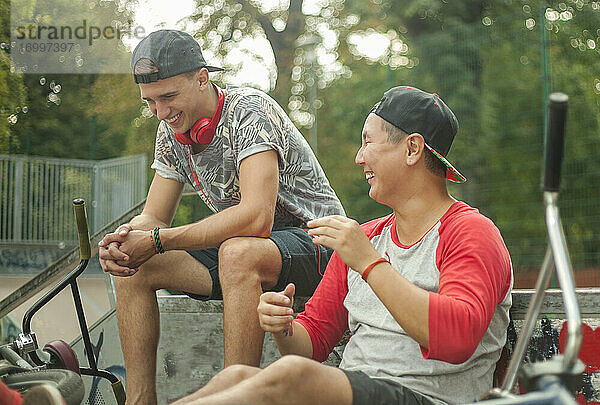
[159,202,273,252]
[272,321,313,359]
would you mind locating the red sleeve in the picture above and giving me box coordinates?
[295,252,349,362]
[422,212,512,364]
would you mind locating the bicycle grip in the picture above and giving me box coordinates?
[112,380,126,405]
[72,198,91,260]
[543,93,568,192]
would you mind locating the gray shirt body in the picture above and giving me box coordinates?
[151,85,345,225]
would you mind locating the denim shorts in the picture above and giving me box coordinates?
[342,370,442,405]
[184,227,333,300]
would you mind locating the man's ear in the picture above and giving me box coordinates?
[195,68,210,88]
[406,134,425,165]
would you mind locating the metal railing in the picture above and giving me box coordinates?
[0,154,147,244]
[0,199,146,318]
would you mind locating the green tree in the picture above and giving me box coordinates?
[6,0,136,159]
[0,0,27,154]
[189,0,327,102]
[89,74,156,160]
[377,1,600,271]
[186,0,397,129]
[319,0,599,273]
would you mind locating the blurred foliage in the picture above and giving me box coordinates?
[318,61,401,222]
[379,0,600,270]
[9,0,132,74]
[0,0,27,154]
[186,0,348,107]
[1,0,598,276]
[185,0,412,129]
[3,0,137,158]
[89,74,158,180]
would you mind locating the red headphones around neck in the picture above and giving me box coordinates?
[173,84,225,145]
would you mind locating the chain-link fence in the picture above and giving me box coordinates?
[406,6,600,285]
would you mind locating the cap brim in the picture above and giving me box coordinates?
[424,144,466,183]
[205,65,224,72]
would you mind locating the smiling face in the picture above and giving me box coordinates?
[355,113,407,204]
[139,69,210,134]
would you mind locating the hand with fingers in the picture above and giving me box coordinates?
[100,226,159,272]
[258,283,296,337]
[307,215,381,275]
[98,224,139,277]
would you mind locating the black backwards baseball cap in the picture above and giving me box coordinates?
[132,30,224,84]
[371,86,466,183]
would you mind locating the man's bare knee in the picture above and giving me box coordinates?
[219,238,279,289]
[216,364,258,383]
[219,238,256,266]
[268,355,317,382]
[219,238,261,284]
[114,263,159,293]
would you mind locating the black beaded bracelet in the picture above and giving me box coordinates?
[152,227,165,254]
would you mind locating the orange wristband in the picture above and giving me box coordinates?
[361,257,389,281]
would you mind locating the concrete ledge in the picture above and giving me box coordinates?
[157,288,600,319]
[157,296,310,314]
[68,289,600,404]
[156,289,600,403]
[156,295,340,403]
[509,288,600,318]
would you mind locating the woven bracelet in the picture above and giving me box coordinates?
[149,231,158,253]
[152,227,165,254]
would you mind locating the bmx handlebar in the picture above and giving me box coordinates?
[543,93,568,192]
[72,199,91,260]
[542,94,582,371]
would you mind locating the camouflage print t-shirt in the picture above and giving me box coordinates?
[150,85,345,228]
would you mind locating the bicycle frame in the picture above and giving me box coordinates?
[3,199,125,405]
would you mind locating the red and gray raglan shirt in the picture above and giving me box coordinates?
[295,201,513,404]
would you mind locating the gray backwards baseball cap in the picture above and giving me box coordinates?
[132,30,224,84]
[371,86,466,183]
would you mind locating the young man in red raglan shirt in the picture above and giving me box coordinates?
[172,86,513,405]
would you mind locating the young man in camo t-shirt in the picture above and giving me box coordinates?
[98,30,344,404]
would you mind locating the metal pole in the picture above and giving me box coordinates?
[501,247,554,392]
[544,192,582,370]
[309,64,317,155]
[71,280,98,370]
[295,34,320,155]
[25,129,31,155]
[540,4,556,289]
[90,115,96,160]
[92,165,102,235]
[13,158,24,241]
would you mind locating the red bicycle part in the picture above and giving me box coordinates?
[43,340,80,375]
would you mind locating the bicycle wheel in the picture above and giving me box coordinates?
[44,340,80,375]
[2,369,84,405]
